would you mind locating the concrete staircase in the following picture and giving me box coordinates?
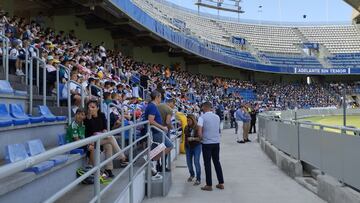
[0,65,66,116]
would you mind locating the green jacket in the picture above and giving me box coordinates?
[66,121,85,143]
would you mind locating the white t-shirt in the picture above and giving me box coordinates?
[198,111,221,144]
[62,83,79,98]
[9,48,18,60]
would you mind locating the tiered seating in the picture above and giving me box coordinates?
[221,23,302,54]
[133,0,234,47]
[10,104,44,124]
[299,25,360,54]
[262,53,323,68]
[38,105,66,122]
[0,80,27,96]
[221,48,259,63]
[327,53,360,68]
[5,143,54,174]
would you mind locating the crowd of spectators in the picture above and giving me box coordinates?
[1,11,357,116]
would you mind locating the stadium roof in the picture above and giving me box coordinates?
[344,0,360,12]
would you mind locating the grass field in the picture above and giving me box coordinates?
[300,115,360,134]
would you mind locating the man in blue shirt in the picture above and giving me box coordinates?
[144,90,173,161]
[235,105,251,144]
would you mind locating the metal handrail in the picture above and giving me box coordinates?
[56,64,70,107]
[259,114,360,134]
[106,103,126,148]
[89,84,103,112]
[25,45,39,85]
[150,125,168,197]
[36,121,149,203]
[67,80,85,124]
[31,57,47,105]
[0,34,9,81]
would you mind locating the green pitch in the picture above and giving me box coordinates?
[300,115,360,134]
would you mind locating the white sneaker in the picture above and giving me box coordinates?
[16,70,25,76]
[151,173,163,181]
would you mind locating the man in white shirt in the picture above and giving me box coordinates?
[197,102,224,191]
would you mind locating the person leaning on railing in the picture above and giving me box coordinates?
[84,99,128,178]
[144,90,174,161]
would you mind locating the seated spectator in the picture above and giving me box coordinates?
[66,108,95,165]
[84,100,128,177]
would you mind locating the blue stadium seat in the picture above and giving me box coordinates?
[58,134,84,155]
[26,139,68,166]
[0,80,15,95]
[9,104,44,124]
[38,105,66,122]
[0,104,30,125]
[5,143,54,174]
[0,80,27,96]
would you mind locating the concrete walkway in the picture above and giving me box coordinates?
[143,129,325,203]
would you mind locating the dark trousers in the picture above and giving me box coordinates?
[230,118,236,128]
[202,143,224,186]
[249,121,256,133]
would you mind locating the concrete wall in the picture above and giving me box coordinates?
[0,0,14,15]
[51,15,114,49]
[132,46,185,68]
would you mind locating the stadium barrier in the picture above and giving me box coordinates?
[258,110,360,191]
[0,120,179,202]
[0,33,9,81]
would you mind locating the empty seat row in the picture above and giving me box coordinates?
[5,139,68,174]
[0,104,66,127]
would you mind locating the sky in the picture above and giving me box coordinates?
[167,0,354,23]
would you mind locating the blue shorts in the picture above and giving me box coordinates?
[152,131,174,149]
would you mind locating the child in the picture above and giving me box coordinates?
[66,108,95,166]
[184,114,202,186]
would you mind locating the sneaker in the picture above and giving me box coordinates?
[216,184,224,190]
[16,70,25,76]
[104,169,114,178]
[187,176,194,182]
[201,185,213,191]
[119,161,128,168]
[151,173,163,181]
[151,168,158,176]
[237,140,246,144]
[193,180,201,186]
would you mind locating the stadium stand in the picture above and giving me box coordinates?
[1,0,360,202]
[133,0,360,69]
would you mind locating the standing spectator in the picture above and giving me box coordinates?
[144,90,173,161]
[229,106,236,128]
[157,98,176,171]
[185,114,202,186]
[198,102,224,191]
[238,105,251,143]
[249,106,258,134]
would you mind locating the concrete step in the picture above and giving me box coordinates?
[295,177,319,195]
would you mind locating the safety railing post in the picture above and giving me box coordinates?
[56,68,60,107]
[67,81,72,125]
[129,118,134,203]
[121,109,125,148]
[94,138,101,203]
[146,123,152,198]
[162,130,166,197]
[29,59,33,115]
[25,47,29,85]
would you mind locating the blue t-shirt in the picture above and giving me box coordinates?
[144,102,162,125]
